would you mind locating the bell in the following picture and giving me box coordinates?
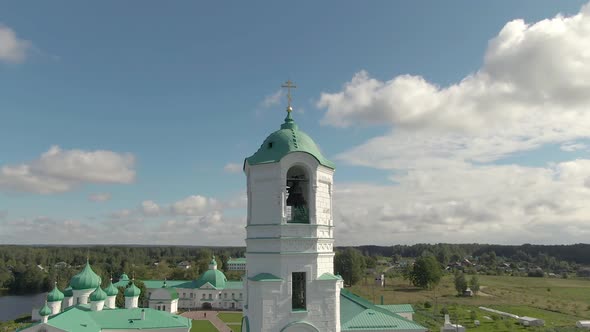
[286,182,306,207]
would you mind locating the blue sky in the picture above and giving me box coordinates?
[2,1,590,245]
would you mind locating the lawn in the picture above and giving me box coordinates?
[348,274,590,331]
[190,320,219,332]
[217,312,243,324]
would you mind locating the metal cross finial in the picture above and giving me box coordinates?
[281,80,297,111]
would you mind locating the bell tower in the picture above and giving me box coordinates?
[242,82,342,332]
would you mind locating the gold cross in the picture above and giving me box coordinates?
[281,80,297,111]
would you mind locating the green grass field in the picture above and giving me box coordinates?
[217,312,243,323]
[190,320,219,332]
[349,274,590,331]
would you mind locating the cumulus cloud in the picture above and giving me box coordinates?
[0,24,31,63]
[333,159,590,245]
[0,146,136,194]
[140,200,161,216]
[318,3,590,245]
[223,162,243,174]
[88,193,112,202]
[170,195,219,216]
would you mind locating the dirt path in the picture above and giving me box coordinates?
[181,311,233,332]
[478,286,494,297]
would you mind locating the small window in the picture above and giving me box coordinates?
[292,272,306,310]
[268,142,273,149]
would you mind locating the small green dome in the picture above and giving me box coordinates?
[70,261,102,290]
[90,286,107,301]
[210,256,217,266]
[124,282,141,297]
[119,273,130,281]
[63,287,73,297]
[104,281,119,297]
[39,303,52,316]
[195,269,227,289]
[47,283,64,302]
[245,112,335,169]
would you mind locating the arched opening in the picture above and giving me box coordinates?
[285,165,310,223]
[202,302,212,310]
[280,321,320,332]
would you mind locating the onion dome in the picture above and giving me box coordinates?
[119,273,130,281]
[63,286,73,297]
[245,110,335,169]
[39,302,52,316]
[195,268,227,289]
[210,256,217,266]
[47,282,64,302]
[70,260,102,290]
[124,282,141,297]
[90,286,107,302]
[104,280,119,297]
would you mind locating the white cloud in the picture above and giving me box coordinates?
[318,4,590,166]
[560,142,587,152]
[0,146,136,194]
[333,160,590,245]
[0,24,31,63]
[88,193,112,202]
[316,3,590,245]
[261,89,284,108]
[140,200,160,216]
[223,162,242,174]
[170,195,219,216]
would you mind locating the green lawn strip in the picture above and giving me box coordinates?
[191,320,220,332]
[229,325,241,332]
[217,312,243,323]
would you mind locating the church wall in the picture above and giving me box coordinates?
[19,323,68,332]
[248,164,282,225]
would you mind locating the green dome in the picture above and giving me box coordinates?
[90,286,107,301]
[47,283,64,302]
[119,273,130,281]
[195,269,227,289]
[63,287,73,297]
[124,282,141,297]
[70,261,102,290]
[245,112,335,169]
[210,256,217,266]
[39,303,52,316]
[104,281,119,297]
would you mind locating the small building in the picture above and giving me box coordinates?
[226,257,246,271]
[518,316,544,326]
[463,287,474,297]
[177,261,191,269]
[375,274,385,287]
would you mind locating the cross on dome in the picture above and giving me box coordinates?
[281,80,297,112]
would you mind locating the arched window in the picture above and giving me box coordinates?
[286,166,310,223]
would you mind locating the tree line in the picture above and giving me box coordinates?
[0,246,245,294]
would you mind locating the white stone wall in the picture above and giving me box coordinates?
[73,289,93,305]
[244,151,340,332]
[48,300,61,315]
[152,286,244,311]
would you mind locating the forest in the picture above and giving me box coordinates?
[1,243,588,294]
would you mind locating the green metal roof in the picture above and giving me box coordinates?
[39,303,52,316]
[194,269,227,289]
[104,281,119,297]
[340,289,426,331]
[377,304,415,314]
[24,305,191,331]
[47,283,64,302]
[90,287,107,302]
[227,257,247,264]
[318,272,343,281]
[124,282,141,297]
[70,261,102,290]
[139,279,189,289]
[245,112,335,169]
[248,273,282,282]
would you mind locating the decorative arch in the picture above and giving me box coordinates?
[280,320,320,332]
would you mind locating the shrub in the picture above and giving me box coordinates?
[424,301,432,308]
